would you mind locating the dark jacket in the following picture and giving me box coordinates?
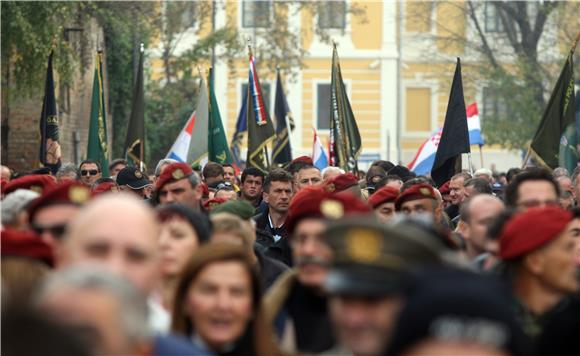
[254,246,289,292]
[254,212,292,266]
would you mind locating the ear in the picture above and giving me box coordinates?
[523,250,545,275]
[457,220,470,238]
[262,191,269,204]
[194,184,203,199]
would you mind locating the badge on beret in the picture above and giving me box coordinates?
[321,199,344,219]
[346,228,382,263]
[371,176,382,183]
[172,169,185,180]
[30,185,43,194]
[69,186,90,204]
[134,170,143,179]
[420,187,431,196]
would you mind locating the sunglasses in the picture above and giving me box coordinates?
[31,223,67,239]
[81,169,99,176]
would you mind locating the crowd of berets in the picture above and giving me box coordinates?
[1,156,579,356]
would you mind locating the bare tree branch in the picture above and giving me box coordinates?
[467,1,499,69]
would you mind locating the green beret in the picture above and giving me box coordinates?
[210,199,255,220]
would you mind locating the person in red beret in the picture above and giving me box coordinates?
[2,174,56,196]
[395,183,442,222]
[263,186,370,354]
[498,205,577,340]
[27,181,92,249]
[438,180,452,209]
[155,162,204,212]
[368,186,399,222]
[324,172,361,198]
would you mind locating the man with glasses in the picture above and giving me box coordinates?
[78,159,102,186]
[28,181,92,249]
[504,167,560,211]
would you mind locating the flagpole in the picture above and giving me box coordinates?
[479,144,484,168]
[467,153,474,175]
[139,43,145,171]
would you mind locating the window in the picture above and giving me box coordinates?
[318,1,346,29]
[482,87,507,120]
[316,83,350,130]
[242,0,271,28]
[242,83,272,111]
[484,2,504,33]
[405,88,431,132]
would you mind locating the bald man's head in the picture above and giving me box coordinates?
[460,194,505,259]
[59,194,160,293]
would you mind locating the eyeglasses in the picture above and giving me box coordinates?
[81,169,99,176]
[31,223,67,239]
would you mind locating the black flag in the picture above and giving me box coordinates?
[272,69,293,165]
[39,51,62,174]
[431,58,470,187]
[125,45,145,168]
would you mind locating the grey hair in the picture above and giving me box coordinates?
[553,167,570,178]
[1,189,40,226]
[321,166,345,179]
[56,163,80,180]
[36,267,151,346]
[188,170,201,187]
[154,158,178,177]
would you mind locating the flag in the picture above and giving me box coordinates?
[167,111,195,162]
[125,45,145,168]
[312,127,329,170]
[272,69,293,165]
[187,75,209,164]
[246,50,275,173]
[329,44,361,172]
[230,87,248,168]
[409,102,483,175]
[208,68,233,165]
[87,52,110,176]
[431,58,470,187]
[530,39,577,172]
[39,51,62,174]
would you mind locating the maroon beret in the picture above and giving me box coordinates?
[204,197,226,210]
[499,206,572,260]
[395,183,437,211]
[291,156,314,166]
[368,186,399,209]
[28,181,91,222]
[1,228,54,267]
[439,181,451,195]
[2,175,56,195]
[91,181,119,195]
[325,173,359,193]
[286,186,371,234]
[156,163,193,190]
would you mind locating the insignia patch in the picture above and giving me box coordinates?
[346,228,382,263]
[172,169,185,180]
[69,186,90,204]
[371,176,382,183]
[420,187,431,196]
[321,199,344,219]
[134,170,143,179]
[30,186,43,194]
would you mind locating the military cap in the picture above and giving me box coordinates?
[156,163,193,190]
[199,182,209,198]
[324,216,444,297]
[499,205,572,260]
[291,155,314,165]
[116,166,149,189]
[367,186,399,209]
[204,197,227,211]
[1,228,54,267]
[28,181,92,222]
[325,173,359,193]
[395,183,437,211]
[91,181,119,195]
[438,180,450,195]
[386,269,529,356]
[286,186,371,234]
[210,199,255,220]
[2,175,56,195]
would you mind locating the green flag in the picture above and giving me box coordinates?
[125,45,145,168]
[246,51,275,173]
[530,40,577,171]
[208,68,233,165]
[329,44,362,172]
[87,52,110,176]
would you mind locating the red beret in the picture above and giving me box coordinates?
[292,156,314,165]
[2,175,56,195]
[368,186,399,209]
[1,228,54,267]
[499,206,572,260]
[200,182,209,197]
[204,197,226,210]
[395,183,437,211]
[28,181,92,222]
[92,181,119,195]
[439,181,451,195]
[286,186,371,234]
[156,163,193,190]
[325,173,359,193]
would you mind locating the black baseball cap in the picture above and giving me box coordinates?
[116,167,149,190]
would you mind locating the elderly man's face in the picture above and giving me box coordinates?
[449,177,465,205]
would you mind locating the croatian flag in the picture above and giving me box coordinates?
[312,127,329,170]
[166,111,196,162]
[408,103,484,175]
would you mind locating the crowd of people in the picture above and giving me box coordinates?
[1,156,579,356]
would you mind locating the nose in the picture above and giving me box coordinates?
[216,290,233,311]
[165,192,175,202]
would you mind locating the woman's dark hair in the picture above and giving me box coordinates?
[156,204,212,244]
[171,243,279,355]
